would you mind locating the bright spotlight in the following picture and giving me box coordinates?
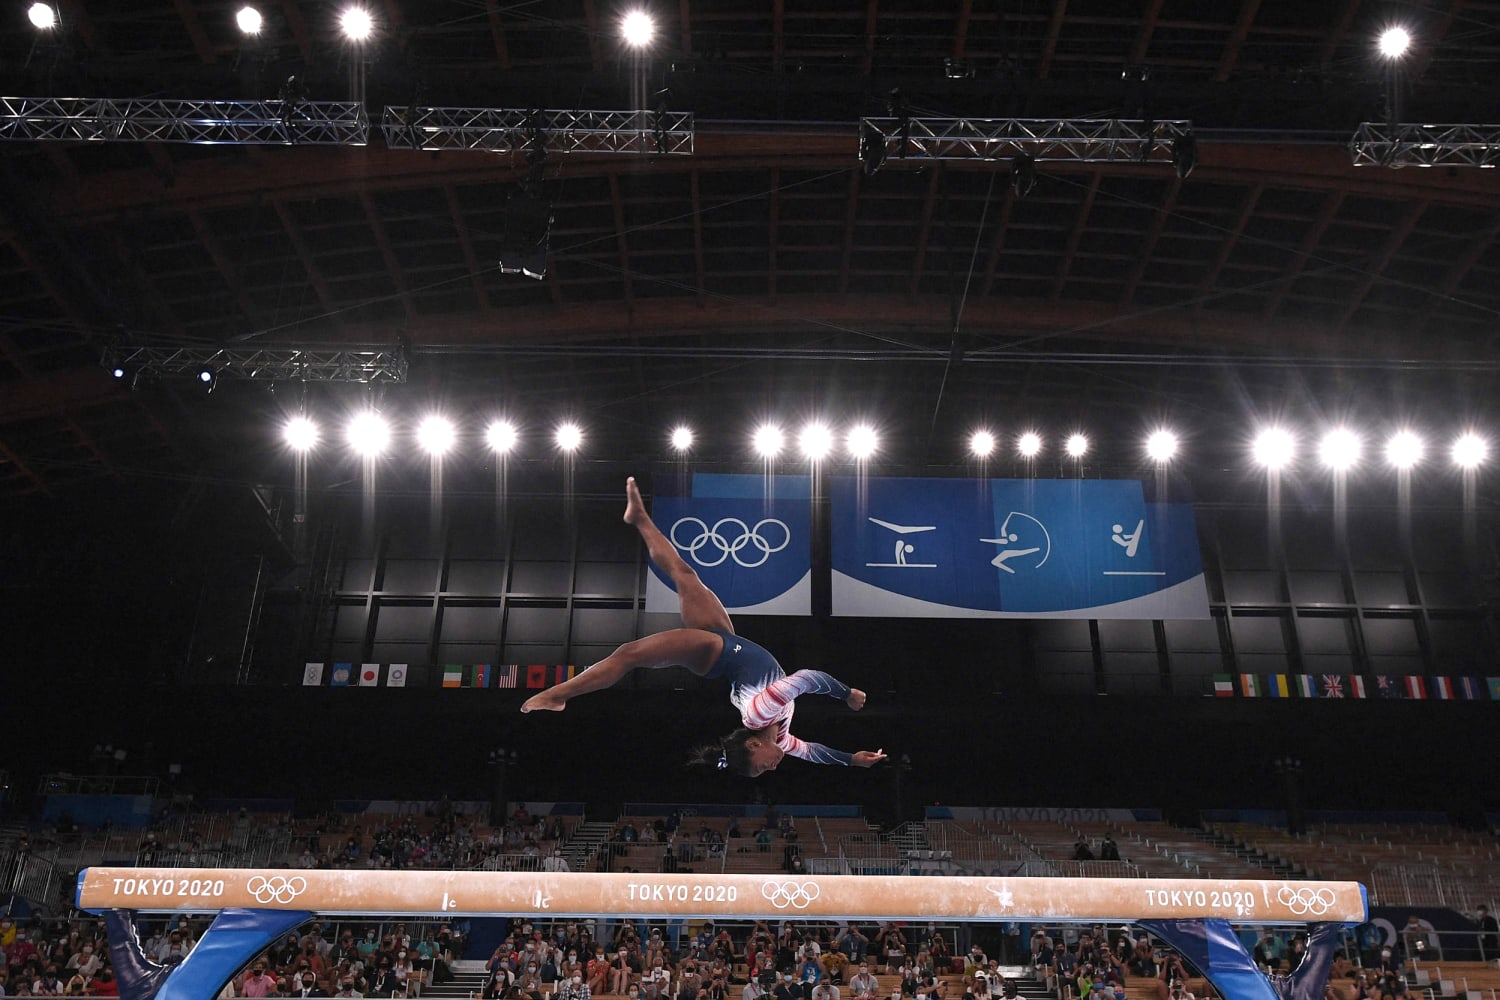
[753,423,784,458]
[1251,427,1295,470]
[555,422,583,453]
[1318,428,1361,471]
[111,366,126,379]
[197,368,214,384]
[486,420,518,454]
[1065,433,1089,458]
[1384,430,1424,470]
[28,3,56,29]
[1145,430,1178,463]
[235,6,263,34]
[799,422,833,460]
[847,424,879,459]
[1017,432,1042,458]
[1453,432,1488,468]
[417,415,457,456]
[621,10,654,47]
[283,416,319,452]
[969,430,996,458]
[339,6,373,40]
[346,413,390,457]
[1378,26,1411,58]
[670,426,694,452]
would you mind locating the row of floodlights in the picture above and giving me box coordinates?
[25,3,656,46]
[279,415,1492,470]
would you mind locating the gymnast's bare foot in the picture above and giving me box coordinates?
[624,476,647,526]
[521,691,567,713]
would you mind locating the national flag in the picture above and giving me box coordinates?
[1266,674,1289,698]
[330,663,352,687]
[495,664,518,688]
[526,664,547,688]
[469,664,491,689]
[359,663,380,686]
[1212,674,1234,697]
[303,663,325,687]
[1295,675,1317,698]
[1375,676,1406,699]
[1405,675,1427,700]
[387,664,408,688]
[1320,674,1344,698]
[554,664,577,686]
[1432,676,1454,700]
[442,666,463,688]
[1489,678,1500,701]
[1240,674,1259,697]
[1458,676,1483,700]
[1348,675,1367,699]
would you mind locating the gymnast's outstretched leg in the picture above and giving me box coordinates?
[520,478,730,712]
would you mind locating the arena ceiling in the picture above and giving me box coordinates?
[4,0,1500,501]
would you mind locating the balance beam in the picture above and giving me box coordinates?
[77,867,1367,922]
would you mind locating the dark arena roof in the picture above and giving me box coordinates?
[2,2,1499,814]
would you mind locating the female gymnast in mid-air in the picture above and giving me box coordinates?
[521,478,886,776]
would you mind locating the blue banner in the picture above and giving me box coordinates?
[831,476,1209,618]
[645,473,812,615]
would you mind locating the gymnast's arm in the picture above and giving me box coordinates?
[781,734,886,768]
[743,670,864,728]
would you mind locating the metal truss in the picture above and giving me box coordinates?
[860,117,1192,163]
[0,97,368,145]
[1350,122,1500,167]
[104,346,407,383]
[380,106,694,154]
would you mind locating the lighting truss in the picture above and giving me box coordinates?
[858,117,1193,163]
[1350,122,1500,167]
[104,347,406,383]
[380,107,694,154]
[0,97,368,145]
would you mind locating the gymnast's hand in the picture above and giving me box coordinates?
[846,688,867,711]
[852,749,886,767]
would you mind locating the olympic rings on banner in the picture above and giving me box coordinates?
[247,874,308,904]
[670,517,790,568]
[1276,886,1335,915]
[760,880,820,909]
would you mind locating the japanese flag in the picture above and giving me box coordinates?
[359,664,380,686]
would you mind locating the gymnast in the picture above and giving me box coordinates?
[521,478,886,776]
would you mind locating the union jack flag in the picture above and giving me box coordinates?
[1321,674,1345,698]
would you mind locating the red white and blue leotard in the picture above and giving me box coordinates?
[702,628,855,765]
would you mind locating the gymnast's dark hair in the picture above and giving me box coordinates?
[688,728,758,776]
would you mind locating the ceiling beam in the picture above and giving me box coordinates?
[1318,0,1362,66]
[359,192,416,320]
[1051,170,1100,301]
[190,210,264,328]
[0,434,48,494]
[691,169,706,301]
[1405,0,1462,86]
[272,200,345,332]
[863,0,878,76]
[582,0,603,72]
[1262,190,1344,319]
[482,0,511,67]
[1214,0,1263,82]
[978,184,1016,299]
[1038,0,1069,80]
[908,165,943,299]
[172,0,219,64]
[607,175,635,308]
[0,369,128,423]
[1119,176,1181,305]
[952,0,972,60]
[838,170,861,296]
[444,186,491,312]
[768,167,781,299]
[1195,182,1264,303]
[278,0,314,64]
[1130,0,1166,65]
[1333,199,1427,334]
[1419,214,1500,335]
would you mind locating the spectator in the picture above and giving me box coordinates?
[243,964,280,998]
[1477,905,1499,962]
[1073,838,1094,861]
[293,973,328,999]
[542,850,570,873]
[847,966,879,1000]
[755,829,773,854]
[837,928,869,966]
[1401,917,1440,962]
[1099,837,1121,862]
[811,980,840,1000]
[820,945,849,985]
[744,978,768,1000]
[558,974,591,1000]
[874,927,905,975]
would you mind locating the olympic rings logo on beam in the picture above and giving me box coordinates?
[1276,886,1335,915]
[761,880,820,909]
[247,875,308,904]
[670,517,790,568]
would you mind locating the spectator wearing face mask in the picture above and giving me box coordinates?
[847,966,879,1000]
[558,974,591,1000]
[292,973,328,999]
[242,964,280,998]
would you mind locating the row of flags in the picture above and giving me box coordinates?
[302,663,580,689]
[1212,673,1500,700]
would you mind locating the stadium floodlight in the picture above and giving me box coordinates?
[1065,433,1089,458]
[1384,430,1424,470]
[753,423,784,458]
[1452,432,1488,468]
[339,6,373,40]
[799,422,834,461]
[283,416,319,452]
[1378,26,1411,58]
[111,366,126,379]
[555,422,583,453]
[236,6,263,34]
[969,429,996,458]
[28,3,56,29]
[1017,432,1042,458]
[1145,430,1178,463]
[486,420,518,454]
[346,412,390,457]
[847,424,879,459]
[417,415,457,456]
[621,10,654,47]
[1318,428,1361,471]
[1252,427,1296,470]
[670,426,694,452]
